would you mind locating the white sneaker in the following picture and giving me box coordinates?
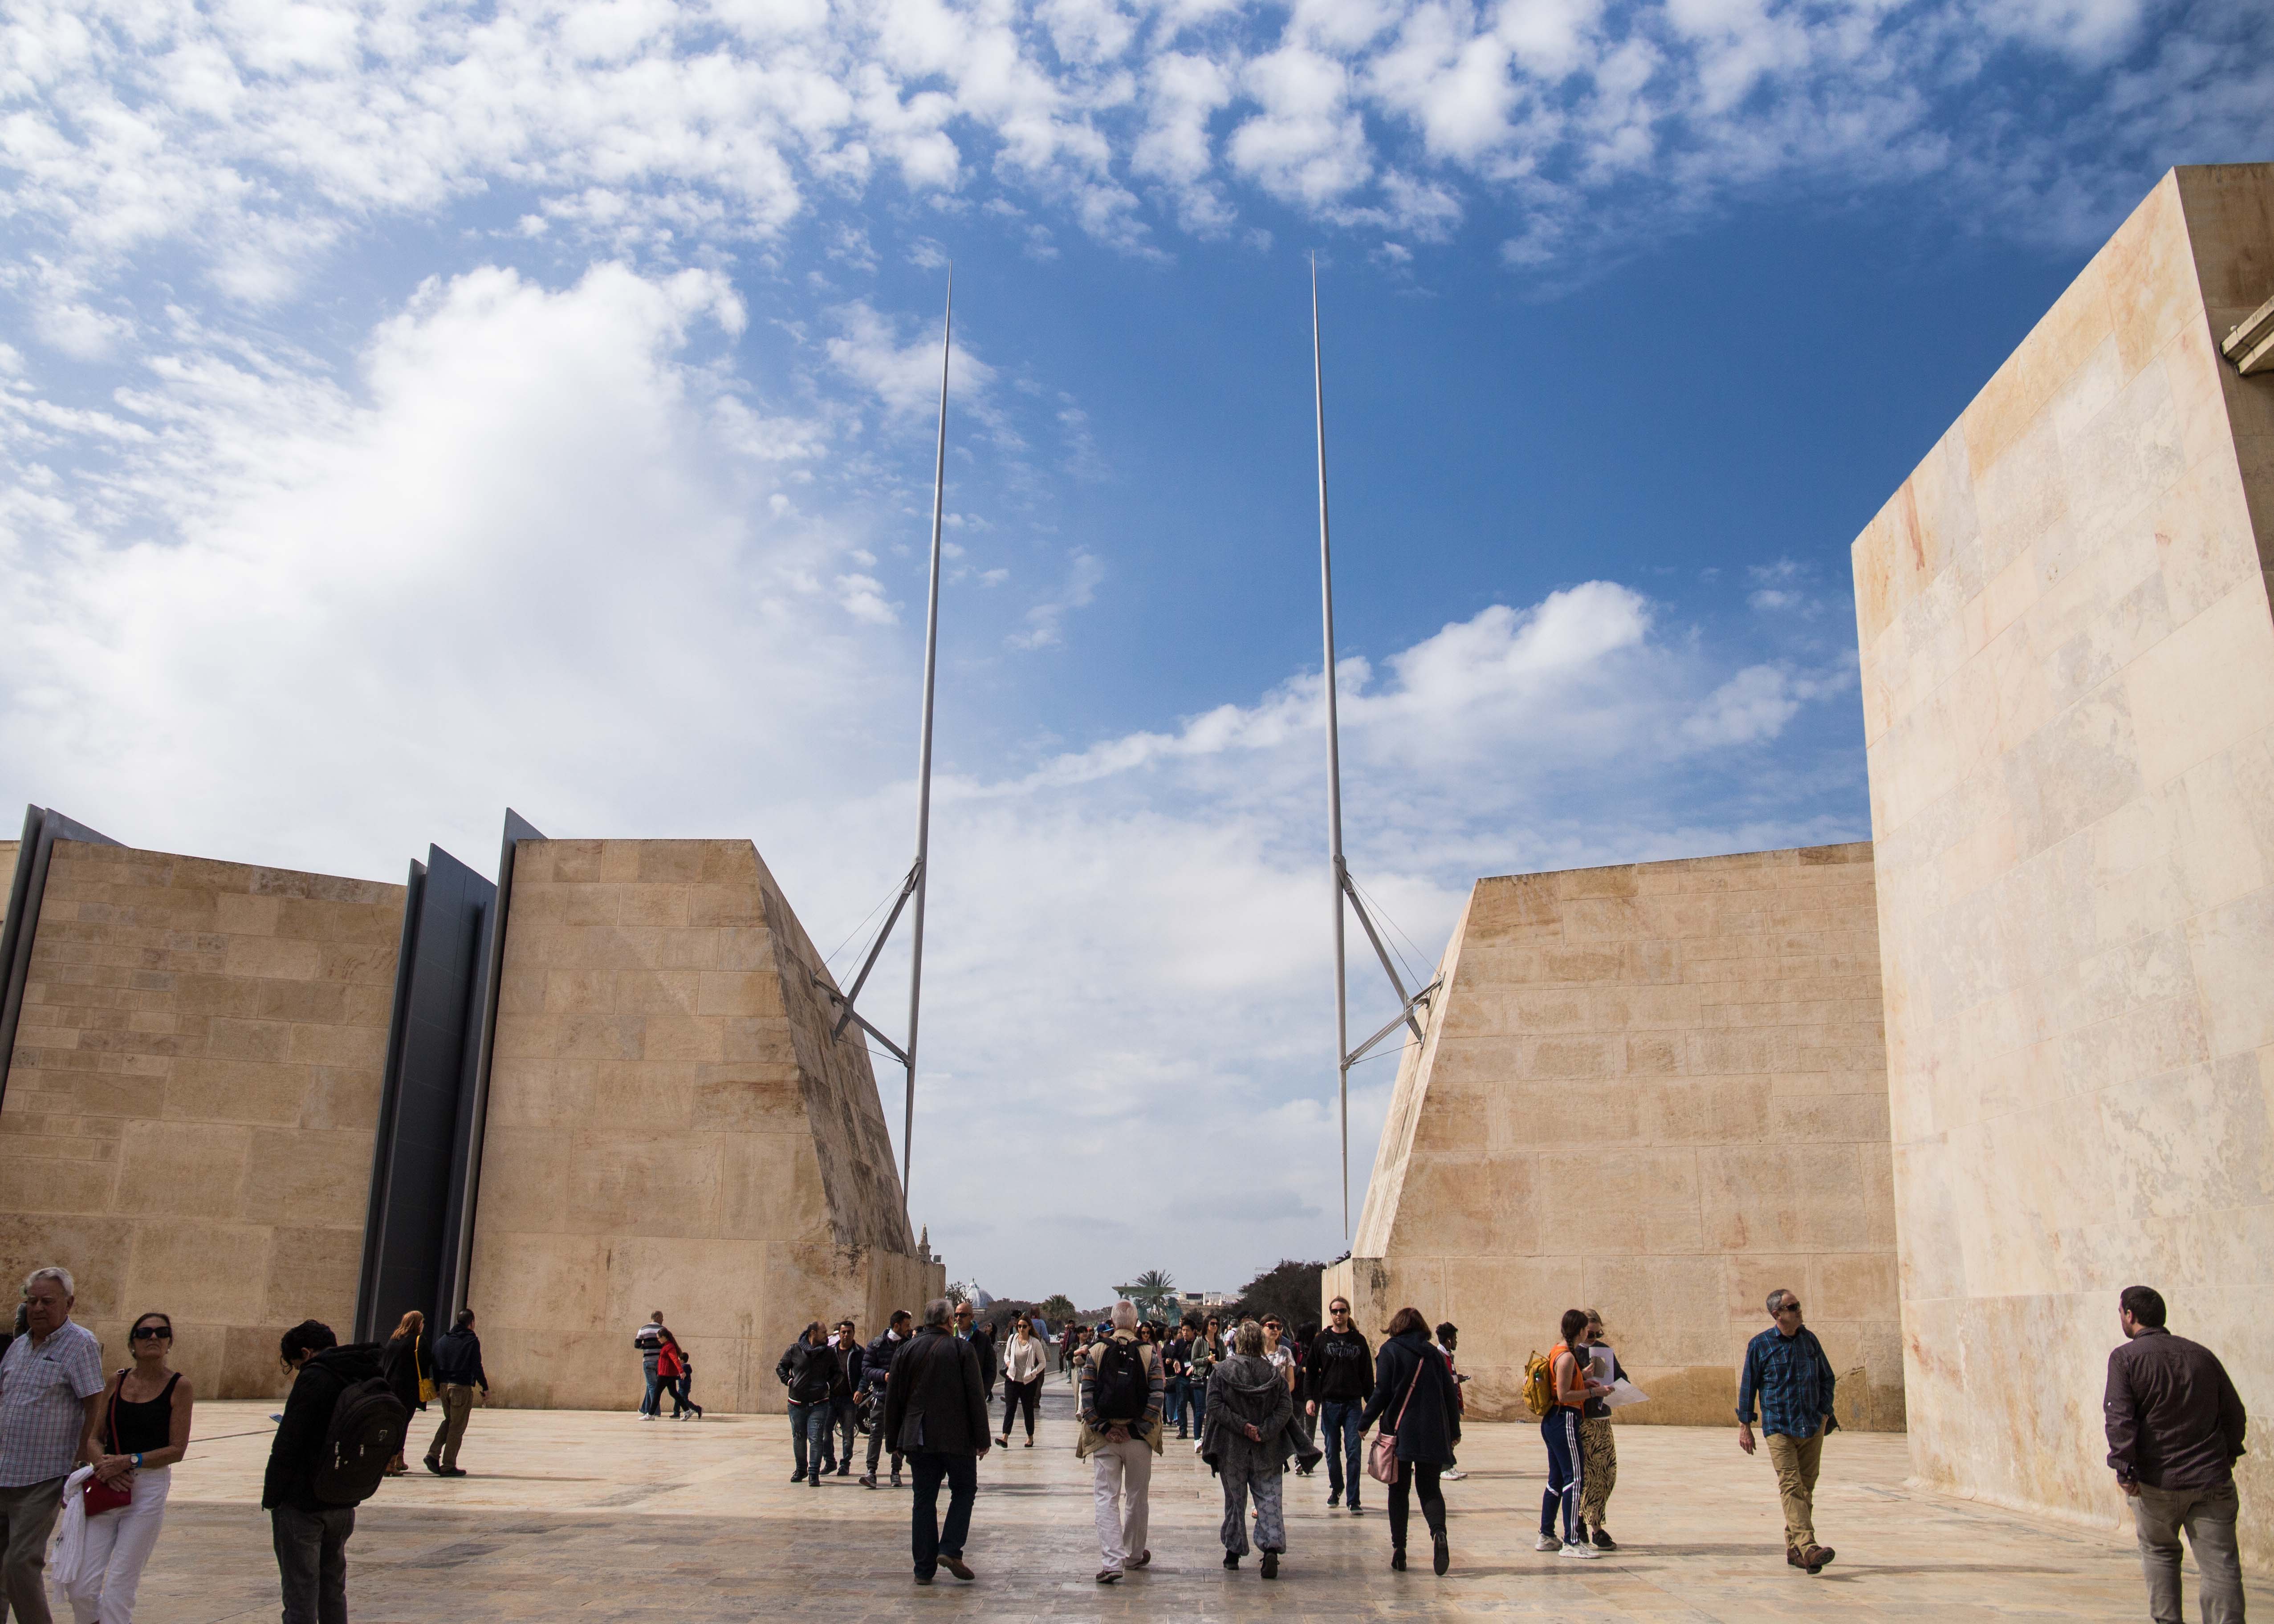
[1535,1535,1560,1552]
[1443,1468,1467,1480]
[1560,1541,1599,1560]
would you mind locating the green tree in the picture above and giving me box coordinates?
[1039,1293,1077,1323]
[1117,1269,1177,1318]
[1229,1259,1326,1329]
[944,1280,971,1306]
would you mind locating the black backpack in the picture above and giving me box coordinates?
[312,1377,410,1506]
[1092,1338,1150,1423]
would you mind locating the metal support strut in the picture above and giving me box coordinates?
[820,269,952,1225]
[1314,260,1438,1242]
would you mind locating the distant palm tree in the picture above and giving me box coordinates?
[1118,1269,1176,1317]
[1040,1294,1077,1323]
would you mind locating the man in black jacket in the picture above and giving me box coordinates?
[777,1323,837,1486]
[2105,1285,2248,1624]
[263,1320,383,1624]
[883,1299,991,1585]
[1303,1295,1372,1513]
[824,1320,863,1478]
[860,1311,914,1489]
[423,1308,489,1478]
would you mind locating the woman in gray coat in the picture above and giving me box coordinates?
[1201,1320,1316,1579]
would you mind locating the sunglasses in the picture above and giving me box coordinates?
[130,1326,170,1340]
[1775,1303,1803,1315]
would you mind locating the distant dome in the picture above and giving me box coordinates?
[971,1284,996,1311]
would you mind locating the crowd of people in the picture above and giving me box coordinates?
[0,1267,2250,1620]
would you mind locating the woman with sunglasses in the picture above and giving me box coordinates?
[66,1311,194,1624]
[997,1314,1047,1447]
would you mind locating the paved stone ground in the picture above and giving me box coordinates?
[106,1380,2265,1620]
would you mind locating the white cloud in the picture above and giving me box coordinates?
[0,0,2248,314]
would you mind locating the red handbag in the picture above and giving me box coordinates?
[82,1377,131,1515]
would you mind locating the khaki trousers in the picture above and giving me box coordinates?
[1764,1430,1823,1552]
[2132,1481,2244,1624]
[426,1384,476,1468]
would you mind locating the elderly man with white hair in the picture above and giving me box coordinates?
[0,1267,106,1624]
[1077,1300,1166,1584]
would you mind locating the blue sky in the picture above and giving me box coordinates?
[2,0,2267,1307]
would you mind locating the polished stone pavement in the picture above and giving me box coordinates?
[121,1379,2262,1620]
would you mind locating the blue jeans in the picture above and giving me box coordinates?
[1189,1375,1207,1431]
[789,1400,832,1478]
[641,1356,663,1416]
[909,1451,977,1578]
[1166,1376,1191,1434]
[1319,1399,1364,1498]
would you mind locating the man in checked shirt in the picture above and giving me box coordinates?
[0,1267,106,1624]
[1736,1287,1840,1576]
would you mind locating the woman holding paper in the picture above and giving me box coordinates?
[1578,1311,1629,1550]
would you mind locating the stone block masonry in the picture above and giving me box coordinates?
[0,840,403,1397]
[1330,842,1900,1430]
[464,839,942,1412]
[1854,164,2274,1569]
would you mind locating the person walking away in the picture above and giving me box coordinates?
[826,1321,862,1472]
[1736,1288,1839,1575]
[1360,1305,1461,1576]
[423,1310,488,1474]
[2105,1284,2249,1624]
[634,1312,667,1419]
[65,1311,194,1624]
[1188,1318,1217,1452]
[777,1323,834,1486]
[1202,1322,1303,1578]
[1575,1311,1623,1548]
[0,1268,105,1624]
[1304,1295,1371,1513]
[263,1319,398,1624]
[1536,1308,1611,1558]
[377,1312,428,1478]
[883,1299,990,1585]
[998,1315,1047,1448]
[671,1330,703,1421]
[1078,1301,1165,1584]
[860,1311,914,1489]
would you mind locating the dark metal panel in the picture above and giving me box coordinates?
[450,809,545,1318]
[355,846,496,1341]
[0,807,125,1108]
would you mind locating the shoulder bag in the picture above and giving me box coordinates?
[1367,1349,1428,1486]
[416,1335,435,1404]
[83,1375,131,1515]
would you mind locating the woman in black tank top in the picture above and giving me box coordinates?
[66,1311,194,1624]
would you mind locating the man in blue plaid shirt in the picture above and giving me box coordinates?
[1736,1287,1839,1575]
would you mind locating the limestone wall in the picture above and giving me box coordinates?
[467,839,941,1412]
[0,841,403,1395]
[1334,843,1900,1428]
[1853,164,2274,1564]
[1,841,17,890]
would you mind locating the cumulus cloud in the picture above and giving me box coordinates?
[0,0,2258,311]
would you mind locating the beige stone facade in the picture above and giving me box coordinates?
[1331,843,1900,1429]
[0,840,401,1396]
[1854,165,2274,1565]
[466,839,941,1412]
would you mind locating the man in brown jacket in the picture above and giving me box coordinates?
[2104,1285,2248,1624]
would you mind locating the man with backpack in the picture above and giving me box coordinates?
[1078,1300,1166,1584]
[263,1319,402,1624]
